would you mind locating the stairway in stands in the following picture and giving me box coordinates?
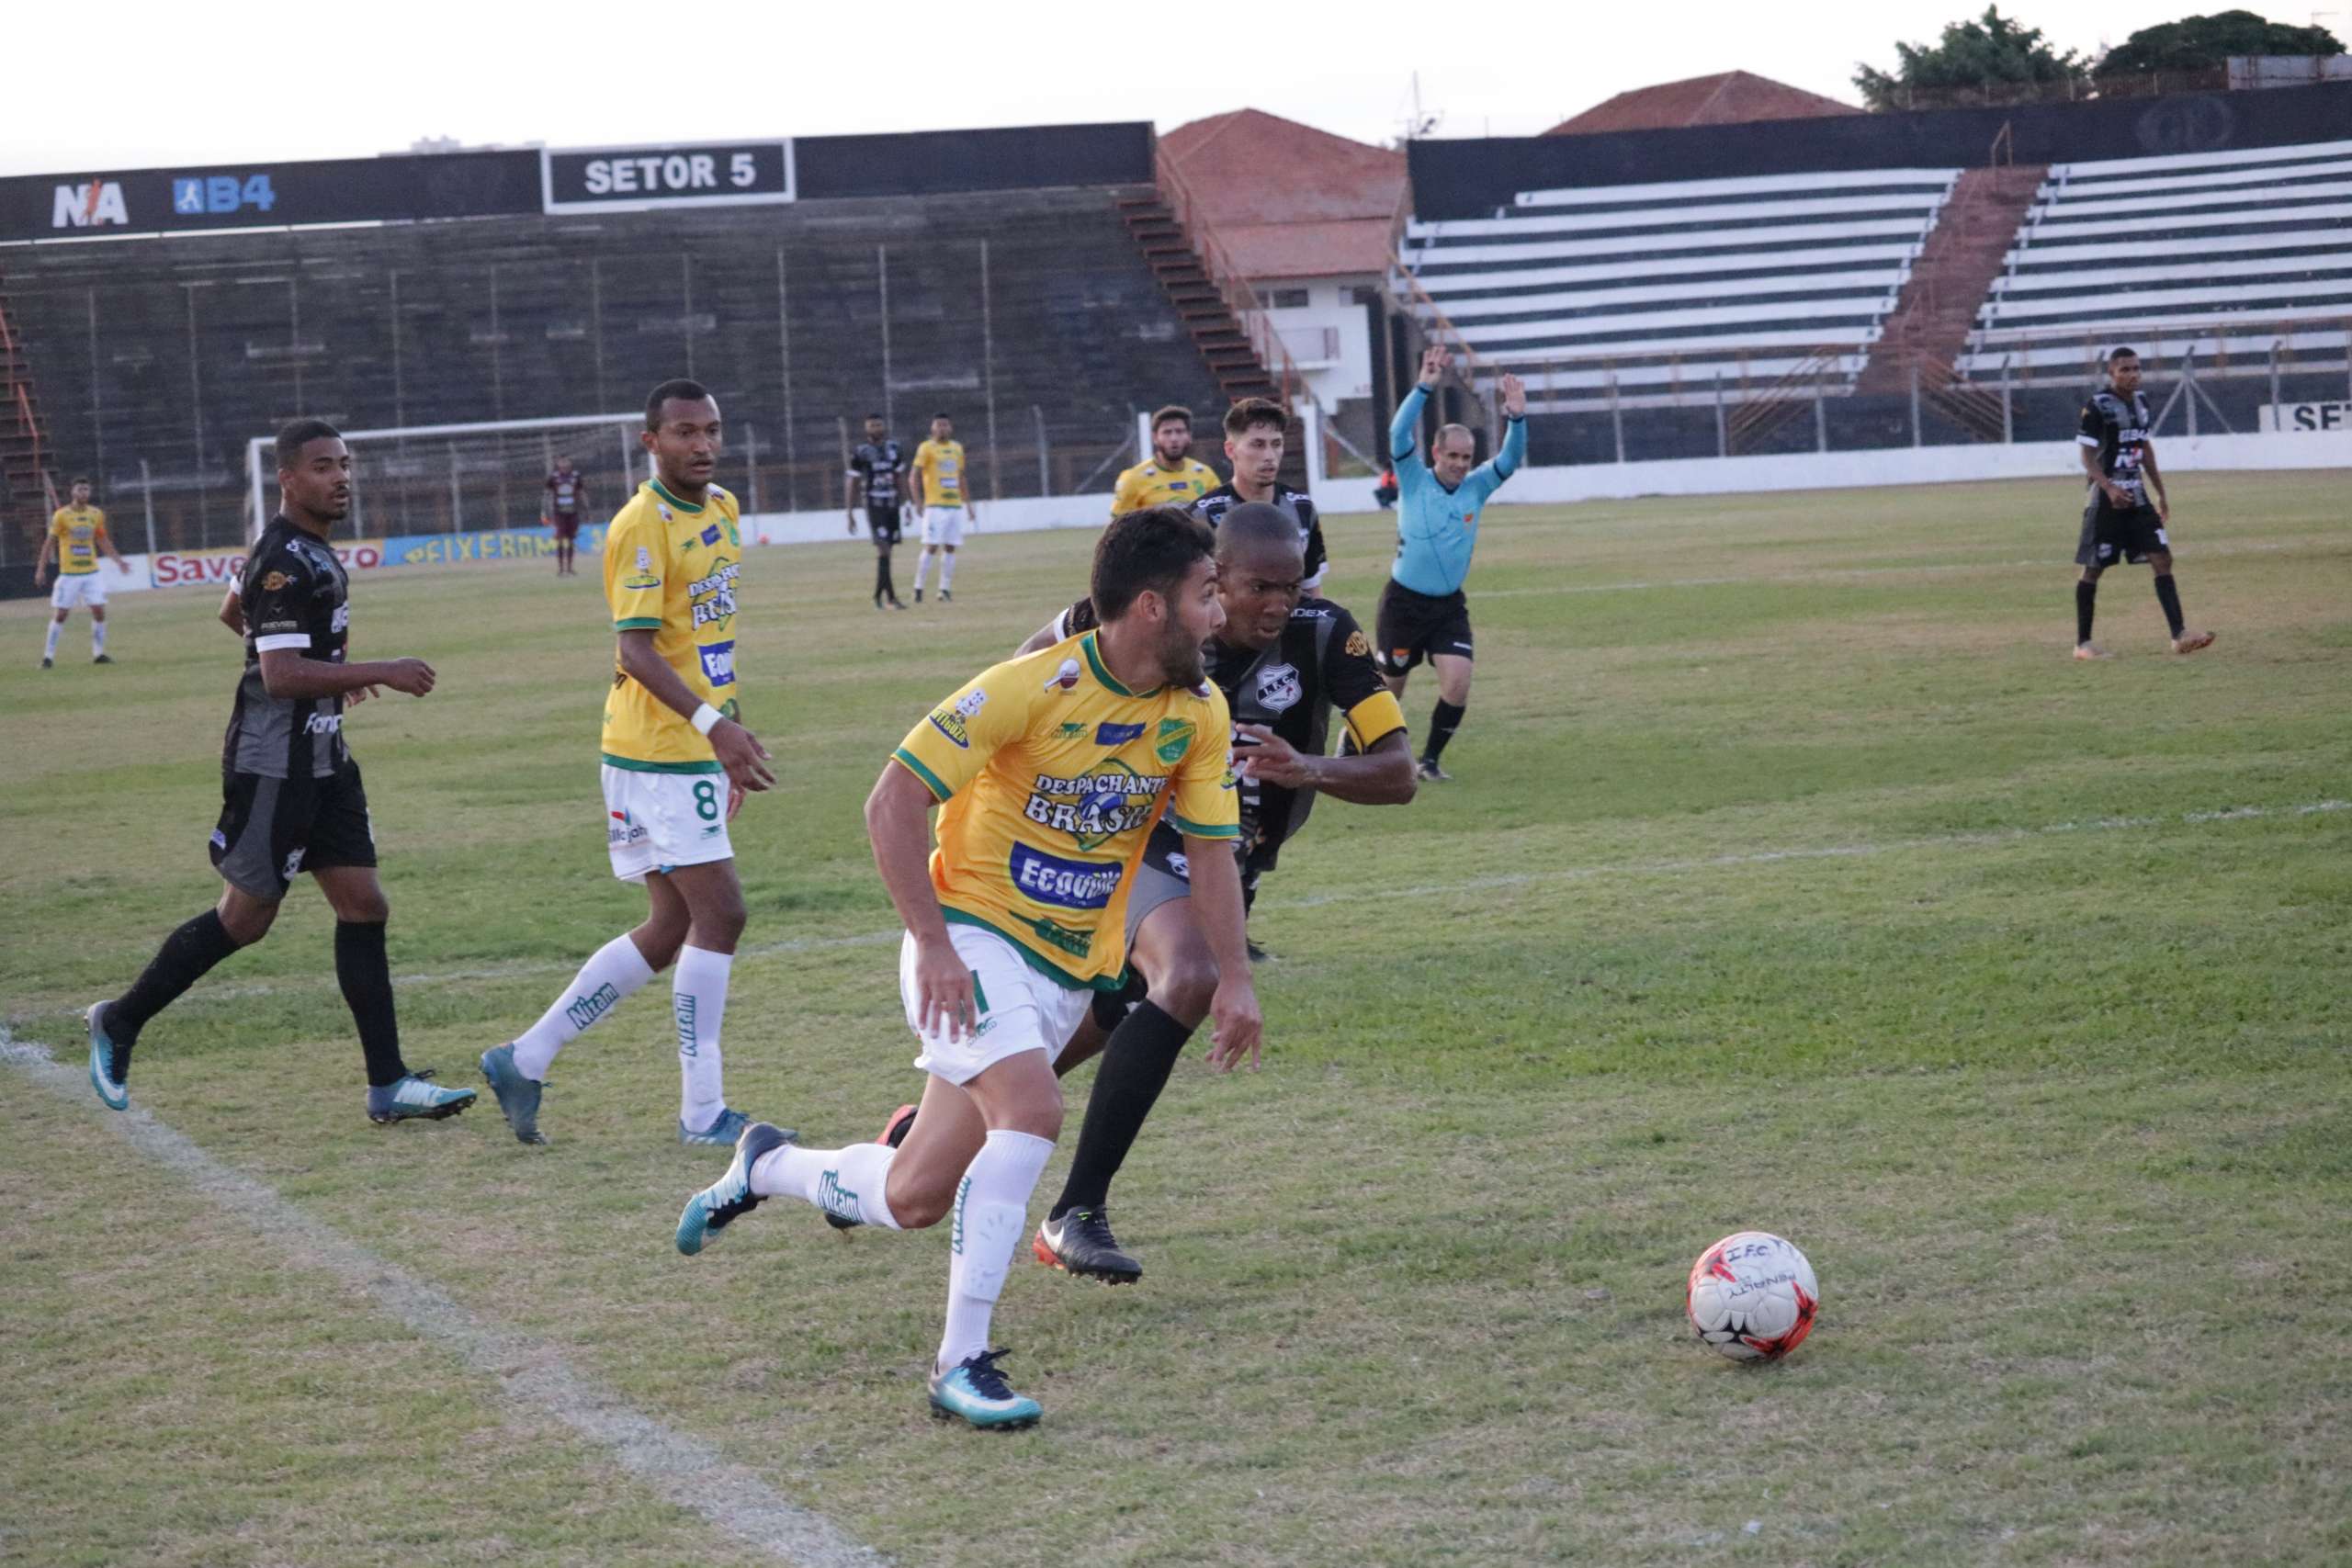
[0,268,57,570]
[1116,152,1311,489]
[1857,163,2048,438]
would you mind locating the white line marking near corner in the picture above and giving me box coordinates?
[0,1028,885,1568]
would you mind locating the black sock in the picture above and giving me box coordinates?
[112,909,243,1044]
[1050,1000,1195,1220]
[334,920,408,1088]
[2075,580,2098,645]
[2154,574,2185,638]
[1424,700,1466,763]
[875,553,889,602]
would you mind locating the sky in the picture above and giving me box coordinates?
[5,0,2342,177]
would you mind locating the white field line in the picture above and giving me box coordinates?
[10,798,2344,1027]
[0,1027,885,1568]
[1476,535,2327,599]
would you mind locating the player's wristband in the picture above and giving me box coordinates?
[690,703,724,736]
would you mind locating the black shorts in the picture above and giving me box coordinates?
[2076,502,2168,568]
[209,760,377,899]
[865,503,902,545]
[1374,581,1474,675]
[549,513,581,541]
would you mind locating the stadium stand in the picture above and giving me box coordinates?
[1398,166,1961,413]
[0,168,1238,561]
[1963,137,2352,380]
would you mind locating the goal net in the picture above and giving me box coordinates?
[243,413,646,544]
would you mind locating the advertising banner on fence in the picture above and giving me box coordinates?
[379,526,606,567]
[2259,400,2352,431]
[149,539,386,590]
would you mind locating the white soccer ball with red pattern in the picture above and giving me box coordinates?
[1686,1231,1819,1361]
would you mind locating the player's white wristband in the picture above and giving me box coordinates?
[690,703,724,736]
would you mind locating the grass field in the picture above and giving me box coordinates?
[3,471,2347,1567]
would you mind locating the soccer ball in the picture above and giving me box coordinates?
[1686,1231,1819,1361]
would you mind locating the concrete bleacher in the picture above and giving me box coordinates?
[1962,138,2352,380]
[1,186,1227,550]
[1398,167,1961,411]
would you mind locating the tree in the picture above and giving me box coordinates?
[1853,6,2089,111]
[2098,10,2343,74]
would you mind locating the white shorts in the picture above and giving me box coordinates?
[601,764,735,883]
[900,925,1092,1086]
[920,505,966,547]
[51,573,107,609]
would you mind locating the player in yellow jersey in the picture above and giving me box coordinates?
[481,379,779,1148]
[908,412,978,603]
[674,506,1262,1429]
[34,478,130,667]
[1109,404,1220,520]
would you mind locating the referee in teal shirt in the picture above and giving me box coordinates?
[1375,345,1527,782]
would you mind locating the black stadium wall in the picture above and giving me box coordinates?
[0,122,1207,573]
[1408,80,2352,216]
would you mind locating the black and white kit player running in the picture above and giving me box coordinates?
[2072,345,2213,660]
[85,419,471,1125]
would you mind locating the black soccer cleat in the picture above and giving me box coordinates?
[92,653,113,665]
[1032,1208,1142,1284]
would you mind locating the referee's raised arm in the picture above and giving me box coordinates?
[1391,344,1448,469]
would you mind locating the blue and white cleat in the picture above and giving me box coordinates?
[85,1001,130,1111]
[928,1349,1042,1430]
[679,1105,752,1146]
[675,1120,795,1256]
[367,1072,477,1124]
[479,1043,547,1145]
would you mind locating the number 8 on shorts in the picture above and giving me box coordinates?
[601,763,735,884]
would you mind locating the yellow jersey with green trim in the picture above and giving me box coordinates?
[601,478,742,773]
[910,438,969,508]
[50,506,107,574]
[890,630,1239,989]
[1109,457,1219,519]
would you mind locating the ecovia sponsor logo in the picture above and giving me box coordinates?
[1009,842,1125,910]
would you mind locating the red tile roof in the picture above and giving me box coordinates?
[1162,109,1406,234]
[1546,72,1858,135]
[1217,220,1396,281]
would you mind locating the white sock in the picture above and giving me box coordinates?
[673,944,731,1131]
[939,552,957,590]
[512,932,657,1080]
[938,1129,1054,1371]
[44,621,62,659]
[91,620,107,656]
[912,550,933,592]
[750,1140,902,1229]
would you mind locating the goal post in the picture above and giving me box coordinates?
[243,412,647,543]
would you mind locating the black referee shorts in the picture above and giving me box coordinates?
[865,503,902,546]
[209,759,378,899]
[1374,580,1474,676]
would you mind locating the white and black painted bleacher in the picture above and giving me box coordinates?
[1964,138,2352,381]
[1398,168,1960,412]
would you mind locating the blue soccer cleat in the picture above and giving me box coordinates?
[367,1072,476,1124]
[928,1349,1042,1430]
[679,1105,752,1146]
[676,1119,795,1256]
[85,1001,130,1111]
[479,1043,547,1145]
